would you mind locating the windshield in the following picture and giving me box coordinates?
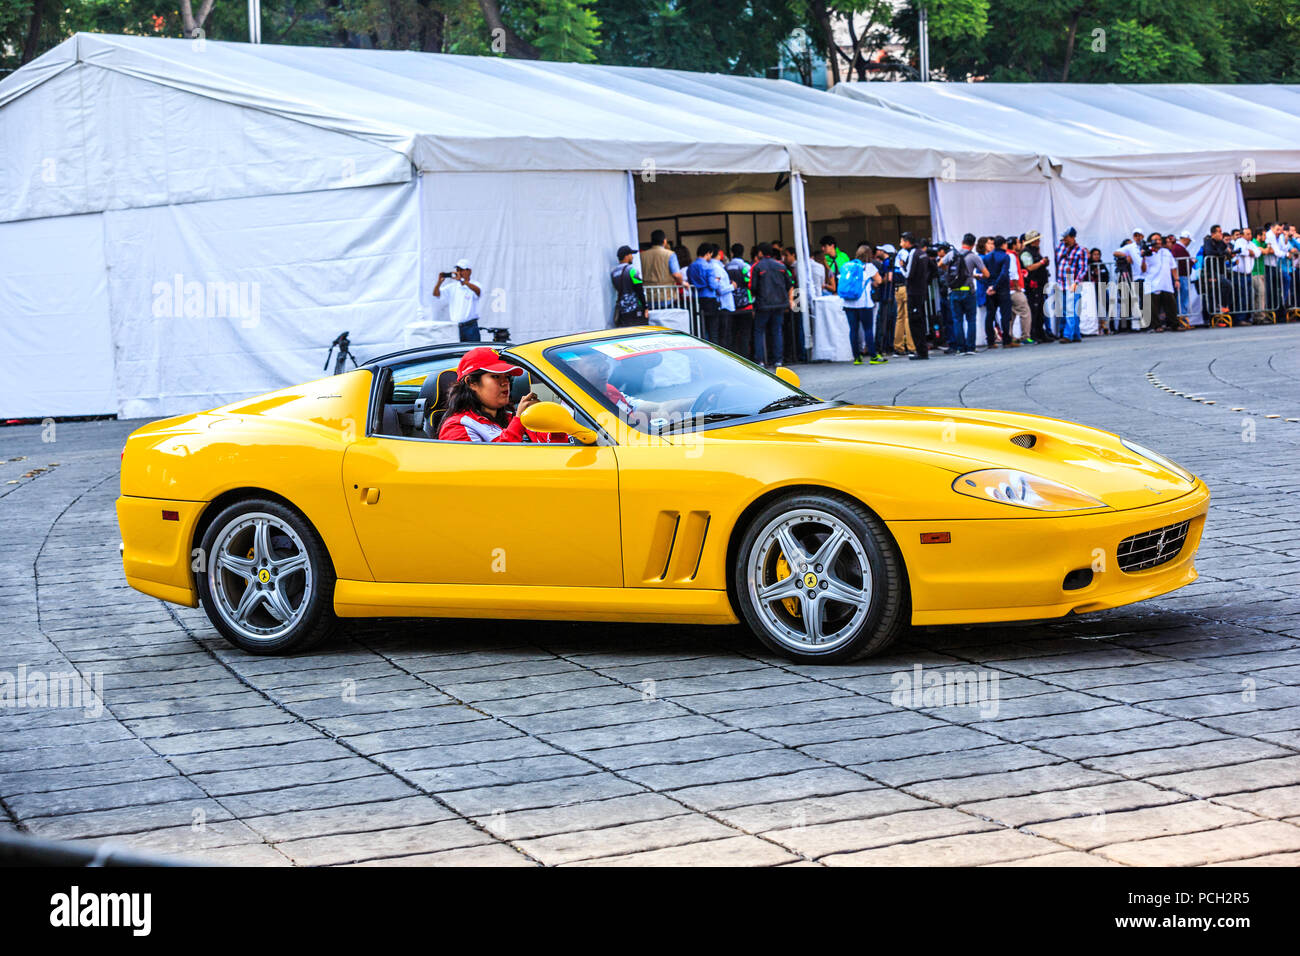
[544,332,821,434]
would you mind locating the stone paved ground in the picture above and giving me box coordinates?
[1,323,1298,866]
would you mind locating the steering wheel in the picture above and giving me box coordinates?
[690,383,728,416]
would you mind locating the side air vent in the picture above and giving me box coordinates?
[1010,433,1037,449]
[642,510,711,584]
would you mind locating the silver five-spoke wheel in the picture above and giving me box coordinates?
[209,512,313,644]
[735,492,907,663]
[747,508,872,653]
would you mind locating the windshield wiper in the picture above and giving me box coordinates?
[659,412,748,433]
[757,395,820,415]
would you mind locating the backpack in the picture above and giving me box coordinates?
[837,259,865,301]
[944,250,969,291]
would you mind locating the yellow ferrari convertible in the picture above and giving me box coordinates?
[118,327,1209,663]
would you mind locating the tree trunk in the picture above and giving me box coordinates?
[180,0,217,38]
[1061,9,1084,81]
[21,0,47,65]
[477,0,539,59]
[808,0,841,86]
[417,0,445,52]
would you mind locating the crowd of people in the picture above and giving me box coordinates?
[611,221,1300,365]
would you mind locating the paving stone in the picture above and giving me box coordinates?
[1082,738,1290,778]
[961,781,1184,827]
[476,793,686,842]
[515,814,733,865]
[1097,820,1300,866]
[1146,756,1300,798]
[275,819,493,865]
[1026,800,1255,850]
[823,828,1060,866]
[765,807,995,858]
[566,834,798,866]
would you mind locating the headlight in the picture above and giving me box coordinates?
[953,469,1106,511]
[1120,438,1194,483]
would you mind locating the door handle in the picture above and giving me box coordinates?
[360,486,380,504]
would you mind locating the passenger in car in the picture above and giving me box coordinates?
[438,347,560,443]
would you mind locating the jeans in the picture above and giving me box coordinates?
[752,307,784,367]
[707,307,733,352]
[1177,280,1190,318]
[948,289,976,352]
[845,307,872,357]
[458,319,480,342]
[1061,289,1081,340]
[874,295,895,355]
[986,289,1013,345]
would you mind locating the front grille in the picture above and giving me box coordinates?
[1117,520,1190,572]
[1010,433,1037,448]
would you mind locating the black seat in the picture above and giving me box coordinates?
[415,368,458,438]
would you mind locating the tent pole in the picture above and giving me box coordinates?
[918,5,929,82]
[790,171,815,357]
[248,0,262,43]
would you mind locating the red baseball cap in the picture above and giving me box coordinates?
[456,347,523,381]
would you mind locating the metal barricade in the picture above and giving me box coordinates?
[1199,254,1267,326]
[642,284,701,336]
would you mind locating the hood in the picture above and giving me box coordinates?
[710,404,1197,512]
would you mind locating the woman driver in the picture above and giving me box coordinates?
[438,347,557,443]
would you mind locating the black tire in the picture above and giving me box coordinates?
[196,497,338,655]
[733,491,909,663]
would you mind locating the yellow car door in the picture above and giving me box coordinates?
[342,436,621,587]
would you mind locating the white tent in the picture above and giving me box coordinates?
[831,82,1300,256]
[1,34,1048,419]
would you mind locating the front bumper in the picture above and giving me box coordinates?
[893,481,1210,626]
[116,495,204,607]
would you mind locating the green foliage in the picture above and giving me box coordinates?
[3,0,1300,84]
[925,0,988,42]
[530,0,599,62]
[890,0,1265,82]
[592,0,802,75]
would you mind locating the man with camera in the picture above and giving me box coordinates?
[433,258,483,342]
[1140,233,1183,332]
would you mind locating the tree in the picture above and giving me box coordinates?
[592,0,801,75]
[891,0,1242,82]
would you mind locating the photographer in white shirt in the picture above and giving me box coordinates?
[433,257,483,342]
[1140,234,1183,332]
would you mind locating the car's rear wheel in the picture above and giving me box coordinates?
[734,492,909,663]
[197,498,338,654]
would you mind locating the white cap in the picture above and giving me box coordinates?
[1132,227,1145,236]
[455,258,471,270]
[1179,227,1193,238]
[880,243,897,253]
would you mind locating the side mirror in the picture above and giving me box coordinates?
[773,366,801,388]
[520,401,597,445]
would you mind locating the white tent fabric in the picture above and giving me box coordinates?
[418,170,631,343]
[832,82,1300,181]
[0,48,410,224]
[104,181,420,419]
[0,213,116,417]
[929,178,1055,260]
[1049,173,1242,256]
[0,34,1042,208]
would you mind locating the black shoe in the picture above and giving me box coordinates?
[908,354,929,360]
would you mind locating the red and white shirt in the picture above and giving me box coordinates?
[438,408,561,443]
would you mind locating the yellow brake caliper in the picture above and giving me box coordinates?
[775,552,801,618]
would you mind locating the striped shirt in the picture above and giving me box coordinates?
[1055,241,1088,284]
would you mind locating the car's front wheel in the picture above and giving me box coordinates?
[734,491,909,663]
[197,498,338,654]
